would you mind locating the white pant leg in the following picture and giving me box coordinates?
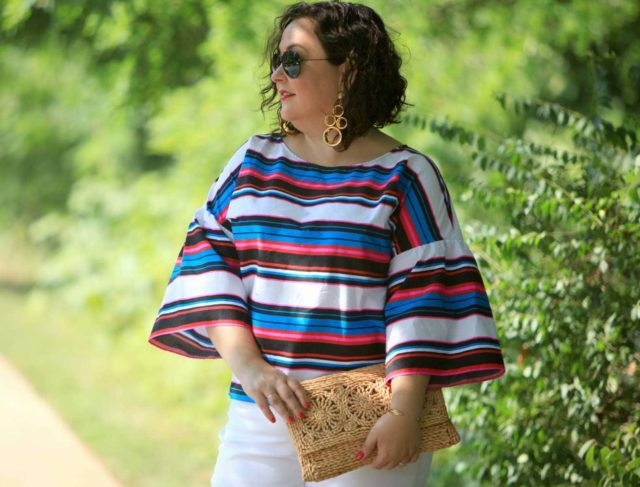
[211,400,304,487]
[211,400,433,487]
[306,452,432,487]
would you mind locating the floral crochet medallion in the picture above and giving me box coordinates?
[286,363,461,482]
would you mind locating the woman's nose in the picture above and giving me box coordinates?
[271,63,286,84]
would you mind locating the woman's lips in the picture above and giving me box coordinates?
[279,90,294,102]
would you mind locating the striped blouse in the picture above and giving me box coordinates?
[149,134,505,402]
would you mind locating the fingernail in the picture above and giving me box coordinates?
[298,411,305,419]
[270,416,276,423]
[305,402,311,409]
[288,415,295,423]
[355,451,364,460]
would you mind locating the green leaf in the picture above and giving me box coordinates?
[586,442,597,469]
[600,446,611,467]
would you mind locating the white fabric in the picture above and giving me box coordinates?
[211,400,433,487]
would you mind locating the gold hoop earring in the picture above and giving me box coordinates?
[323,99,348,147]
[281,119,297,135]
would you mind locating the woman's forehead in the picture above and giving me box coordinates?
[279,18,322,53]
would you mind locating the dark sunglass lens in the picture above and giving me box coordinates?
[281,51,301,78]
[284,64,301,78]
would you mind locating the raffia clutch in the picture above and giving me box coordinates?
[286,363,460,482]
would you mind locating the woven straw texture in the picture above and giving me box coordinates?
[286,363,460,482]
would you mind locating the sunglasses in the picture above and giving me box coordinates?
[271,49,330,79]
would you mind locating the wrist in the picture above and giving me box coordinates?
[386,407,421,423]
[234,355,268,381]
[389,375,429,420]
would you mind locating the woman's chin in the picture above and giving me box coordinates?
[280,108,296,122]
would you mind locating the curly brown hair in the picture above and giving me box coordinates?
[260,1,409,151]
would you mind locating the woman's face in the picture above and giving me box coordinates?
[271,17,345,128]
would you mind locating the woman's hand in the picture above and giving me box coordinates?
[236,357,310,424]
[355,373,430,468]
[355,412,421,469]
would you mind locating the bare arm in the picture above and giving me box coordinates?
[206,326,309,423]
[389,374,430,419]
[205,326,265,379]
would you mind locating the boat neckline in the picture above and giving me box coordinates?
[278,136,408,168]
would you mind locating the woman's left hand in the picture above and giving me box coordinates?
[356,412,421,469]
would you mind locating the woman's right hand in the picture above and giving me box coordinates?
[236,357,311,424]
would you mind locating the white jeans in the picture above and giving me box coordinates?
[211,399,432,487]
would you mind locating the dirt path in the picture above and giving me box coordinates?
[0,354,124,487]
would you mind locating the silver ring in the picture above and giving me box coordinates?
[267,393,276,402]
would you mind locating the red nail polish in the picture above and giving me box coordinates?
[288,415,294,423]
[355,451,364,460]
[298,411,305,419]
[270,416,276,423]
[305,402,311,409]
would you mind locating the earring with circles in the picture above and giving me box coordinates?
[323,98,348,147]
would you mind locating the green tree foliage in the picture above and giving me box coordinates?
[1,0,213,105]
[413,77,640,485]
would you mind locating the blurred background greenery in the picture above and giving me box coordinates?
[1,0,638,485]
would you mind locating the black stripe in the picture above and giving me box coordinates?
[150,334,220,359]
[256,337,385,359]
[386,349,504,375]
[237,248,389,275]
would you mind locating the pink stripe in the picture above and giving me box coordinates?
[391,282,487,301]
[152,322,250,335]
[241,168,400,192]
[384,368,506,388]
[183,241,211,254]
[385,364,505,380]
[398,206,420,246]
[253,327,384,344]
[235,239,388,262]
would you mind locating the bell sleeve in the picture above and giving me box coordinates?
[384,153,506,388]
[148,141,250,359]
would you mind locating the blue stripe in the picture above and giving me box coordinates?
[208,166,241,219]
[265,356,378,369]
[181,252,227,266]
[244,152,403,184]
[233,225,389,252]
[229,391,255,403]
[251,316,384,334]
[386,292,491,315]
[249,303,383,321]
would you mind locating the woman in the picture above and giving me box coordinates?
[148,2,505,486]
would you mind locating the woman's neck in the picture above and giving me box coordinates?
[283,128,402,167]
